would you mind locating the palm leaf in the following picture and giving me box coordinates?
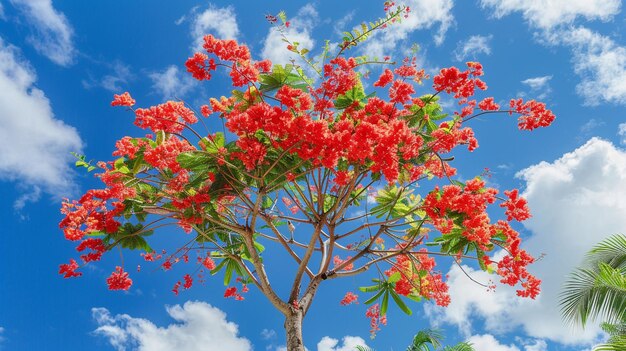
[443,342,475,351]
[406,329,444,351]
[560,234,626,327]
[587,235,626,269]
[593,340,626,351]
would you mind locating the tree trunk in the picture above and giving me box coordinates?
[285,309,305,351]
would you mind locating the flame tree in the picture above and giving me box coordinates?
[59,8,553,351]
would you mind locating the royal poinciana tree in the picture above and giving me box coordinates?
[59,7,553,350]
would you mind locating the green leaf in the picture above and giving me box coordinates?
[364,289,385,305]
[260,220,287,230]
[177,151,212,172]
[261,196,274,209]
[334,78,366,109]
[156,130,166,145]
[253,240,265,254]
[359,284,381,293]
[277,11,287,23]
[381,291,389,315]
[224,259,236,285]
[390,290,412,315]
[388,271,402,283]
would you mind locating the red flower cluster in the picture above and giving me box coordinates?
[106,266,132,290]
[433,62,486,99]
[340,291,359,305]
[185,53,216,81]
[111,92,135,107]
[424,178,498,246]
[510,98,556,131]
[59,259,81,278]
[494,221,540,298]
[384,249,450,306]
[430,122,478,153]
[186,35,268,87]
[333,255,354,271]
[183,274,193,289]
[143,136,195,173]
[373,69,393,87]
[224,286,244,300]
[500,189,531,221]
[76,238,107,263]
[134,101,197,134]
[59,171,134,242]
[478,97,500,111]
[365,304,387,337]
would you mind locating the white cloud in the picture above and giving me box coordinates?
[191,5,239,51]
[92,301,252,351]
[580,119,605,135]
[261,4,318,66]
[9,0,75,66]
[479,0,621,29]
[82,61,133,93]
[479,1,626,106]
[618,123,626,144]
[551,27,626,105]
[521,76,551,91]
[149,65,196,100]
[360,0,454,59]
[333,11,356,36]
[0,39,82,205]
[261,328,277,340]
[521,75,552,100]
[520,338,548,351]
[427,138,626,345]
[454,35,492,61]
[317,336,368,351]
[467,334,520,351]
[100,62,132,92]
[13,186,41,211]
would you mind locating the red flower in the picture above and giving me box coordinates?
[340,291,359,305]
[59,259,82,278]
[76,238,106,263]
[388,80,415,104]
[478,97,500,111]
[111,92,135,107]
[183,274,193,289]
[185,53,215,81]
[202,256,216,270]
[200,105,212,117]
[500,189,531,221]
[106,266,132,290]
[373,69,393,88]
[333,255,354,271]
[510,98,555,130]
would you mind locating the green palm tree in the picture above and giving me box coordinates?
[560,234,626,351]
[355,329,475,351]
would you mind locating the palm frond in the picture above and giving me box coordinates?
[593,340,626,351]
[561,264,626,326]
[406,329,444,351]
[560,234,626,327]
[442,342,475,351]
[587,234,626,269]
[600,321,626,337]
[356,346,376,351]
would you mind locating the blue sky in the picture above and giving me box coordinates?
[1,0,626,350]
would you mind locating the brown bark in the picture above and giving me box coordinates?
[284,309,305,351]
